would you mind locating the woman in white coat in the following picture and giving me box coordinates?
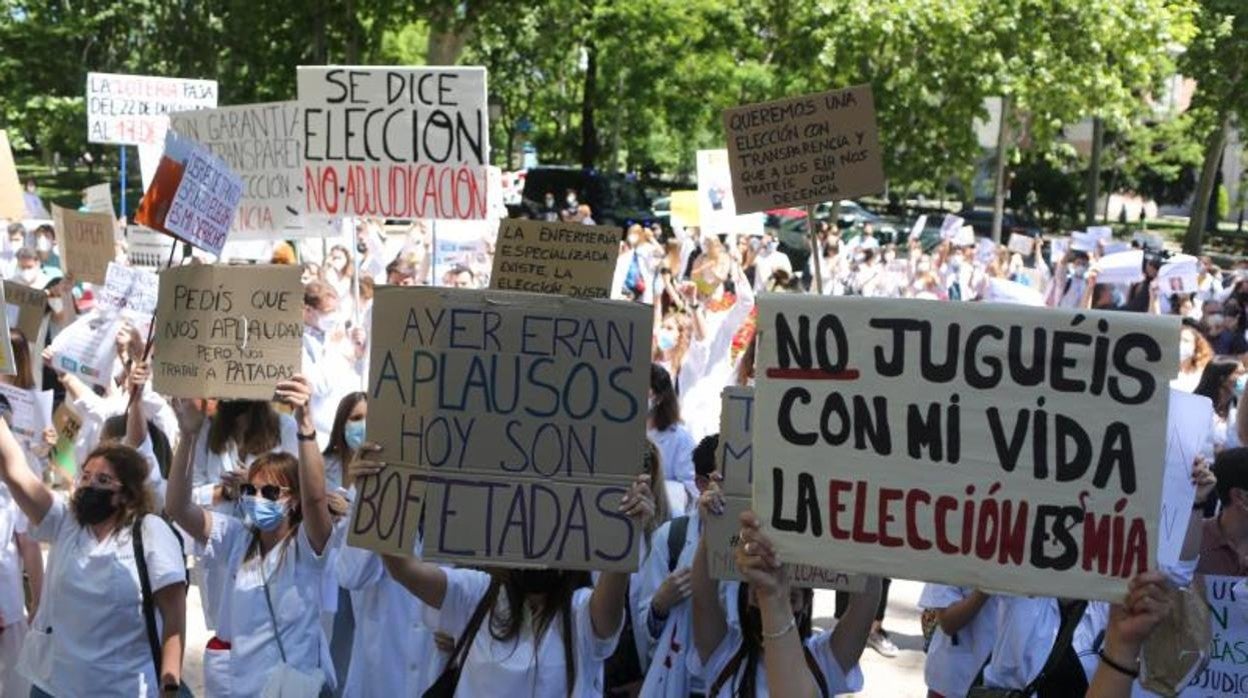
[362,444,657,697]
[0,414,186,696]
[166,375,339,696]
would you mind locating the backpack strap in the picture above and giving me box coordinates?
[708,642,749,696]
[132,516,163,679]
[667,516,689,573]
[436,581,500,687]
[1022,599,1088,696]
[802,645,830,698]
[561,594,575,697]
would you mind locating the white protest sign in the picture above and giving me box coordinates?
[297,66,490,220]
[0,383,42,441]
[976,238,998,265]
[126,225,178,270]
[1007,233,1036,256]
[1159,254,1200,296]
[99,262,158,328]
[940,214,965,240]
[983,277,1046,307]
[909,215,928,243]
[431,219,492,285]
[708,387,864,590]
[1097,250,1146,285]
[1087,225,1114,242]
[47,311,123,388]
[163,137,245,256]
[1072,231,1100,253]
[86,72,218,146]
[696,149,764,238]
[1158,390,1209,568]
[82,183,116,221]
[1103,241,1132,255]
[953,225,975,247]
[352,286,651,571]
[1049,237,1070,264]
[170,101,306,238]
[754,296,1177,602]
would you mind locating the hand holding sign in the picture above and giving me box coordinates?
[1104,571,1173,658]
[736,509,787,597]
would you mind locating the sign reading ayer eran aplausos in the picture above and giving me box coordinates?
[723,84,885,214]
[754,296,1177,602]
[351,286,651,570]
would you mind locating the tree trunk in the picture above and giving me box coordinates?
[990,95,1013,242]
[427,31,469,65]
[1085,117,1103,226]
[1183,112,1231,255]
[579,41,599,169]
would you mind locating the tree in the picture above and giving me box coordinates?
[1180,0,1247,254]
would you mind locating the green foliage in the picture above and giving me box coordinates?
[1216,183,1231,220]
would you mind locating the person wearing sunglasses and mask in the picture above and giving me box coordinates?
[0,412,186,696]
[166,375,340,696]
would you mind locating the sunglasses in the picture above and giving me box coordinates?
[239,483,290,502]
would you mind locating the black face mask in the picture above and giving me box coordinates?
[513,569,563,595]
[72,486,118,526]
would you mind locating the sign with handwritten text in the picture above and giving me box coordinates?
[352,286,651,570]
[754,296,1176,601]
[297,66,489,220]
[722,84,884,214]
[153,264,302,399]
[490,219,620,298]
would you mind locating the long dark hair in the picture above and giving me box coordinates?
[1194,358,1241,417]
[324,391,367,461]
[80,444,155,532]
[649,363,680,432]
[721,583,817,697]
[7,329,33,389]
[207,400,281,456]
[487,569,591,695]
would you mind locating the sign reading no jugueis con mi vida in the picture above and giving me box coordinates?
[754,296,1176,602]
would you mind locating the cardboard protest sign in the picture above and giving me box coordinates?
[353,286,651,570]
[0,283,13,375]
[126,225,178,270]
[297,66,490,220]
[152,264,302,400]
[0,130,23,221]
[669,190,699,230]
[83,183,116,222]
[52,204,115,285]
[1158,390,1209,568]
[170,102,306,238]
[3,281,47,341]
[722,85,884,214]
[708,386,864,589]
[1007,233,1036,256]
[1181,576,1248,696]
[490,219,621,298]
[136,131,243,257]
[49,403,82,477]
[753,296,1177,602]
[86,72,218,146]
[696,150,764,237]
[47,311,123,388]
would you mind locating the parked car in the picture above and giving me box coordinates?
[956,208,1042,239]
[513,166,656,228]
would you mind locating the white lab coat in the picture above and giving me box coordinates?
[637,512,705,698]
[426,568,622,697]
[335,543,438,696]
[647,424,698,509]
[21,498,185,697]
[302,329,362,450]
[0,490,29,695]
[918,584,1000,697]
[982,595,1108,691]
[195,515,340,696]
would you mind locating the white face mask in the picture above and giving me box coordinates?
[330,257,348,273]
[317,313,340,334]
[1180,336,1196,362]
[35,237,52,253]
[17,268,39,284]
[48,297,63,313]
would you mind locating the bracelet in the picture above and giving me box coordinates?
[1097,648,1140,678]
[761,615,796,640]
[297,430,317,442]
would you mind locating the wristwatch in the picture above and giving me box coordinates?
[297,430,317,442]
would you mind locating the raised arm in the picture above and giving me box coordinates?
[692,478,728,662]
[829,575,882,674]
[736,510,821,698]
[0,418,52,526]
[1087,572,1171,698]
[590,473,656,639]
[123,362,151,449]
[935,590,990,635]
[165,400,211,545]
[276,376,332,554]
